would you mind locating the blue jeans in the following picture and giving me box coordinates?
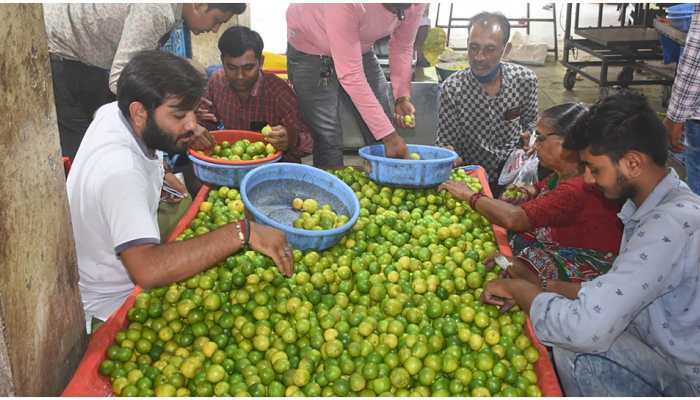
[286,44,393,169]
[553,330,699,396]
[684,120,700,195]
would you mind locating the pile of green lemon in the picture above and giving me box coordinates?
[209,139,276,162]
[98,167,543,397]
[291,198,349,231]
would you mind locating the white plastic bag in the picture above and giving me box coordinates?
[513,153,540,186]
[503,32,549,66]
[498,148,527,186]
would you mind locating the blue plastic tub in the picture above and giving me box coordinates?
[667,4,694,32]
[188,154,281,188]
[240,163,360,251]
[359,144,458,188]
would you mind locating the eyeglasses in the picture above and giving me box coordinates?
[534,130,559,143]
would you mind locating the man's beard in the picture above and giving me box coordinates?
[614,171,637,202]
[142,113,193,155]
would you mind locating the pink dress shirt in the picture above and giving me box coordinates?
[287,3,425,140]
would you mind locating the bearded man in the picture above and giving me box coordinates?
[67,50,294,333]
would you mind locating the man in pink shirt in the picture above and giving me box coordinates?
[286,3,426,169]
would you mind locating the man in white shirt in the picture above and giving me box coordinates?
[67,50,294,332]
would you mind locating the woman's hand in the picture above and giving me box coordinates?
[499,185,531,205]
[438,180,475,202]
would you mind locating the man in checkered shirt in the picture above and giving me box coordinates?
[664,4,700,195]
[436,12,538,192]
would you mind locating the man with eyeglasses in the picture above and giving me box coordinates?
[436,11,539,195]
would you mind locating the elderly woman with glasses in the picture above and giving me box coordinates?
[440,103,623,292]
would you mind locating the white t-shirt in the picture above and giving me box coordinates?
[67,102,164,331]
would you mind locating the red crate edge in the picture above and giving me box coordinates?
[62,185,212,396]
[467,166,562,397]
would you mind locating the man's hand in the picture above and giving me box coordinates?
[264,125,289,152]
[382,131,409,159]
[482,279,516,308]
[196,97,218,124]
[248,222,294,277]
[395,98,416,129]
[189,124,216,152]
[437,180,475,202]
[663,117,685,153]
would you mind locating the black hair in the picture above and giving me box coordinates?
[218,26,264,60]
[207,3,246,15]
[563,91,668,166]
[117,50,205,119]
[540,103,588,137]
[470,11,511,45]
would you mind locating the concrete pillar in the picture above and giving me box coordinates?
[0,4,87,395]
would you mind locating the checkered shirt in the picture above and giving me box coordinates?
[204,70,313,162]
[436,62,538,181]
[667,4,700,123]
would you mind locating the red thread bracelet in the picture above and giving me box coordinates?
[469,193,485,209]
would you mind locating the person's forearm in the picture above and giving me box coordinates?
[546,280,581,300]
[473,196,532,232]
[505,279,542,314]
[123,223,244,288]
[388,4,425,98]
[282,118,299,156]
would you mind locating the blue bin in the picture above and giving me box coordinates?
[240,163,360,251]
[359,144,458,188]
[188,154,281,188]
[667,4,694,32]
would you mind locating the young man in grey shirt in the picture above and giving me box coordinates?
[482,92,700,396]
[44,3,246,158]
